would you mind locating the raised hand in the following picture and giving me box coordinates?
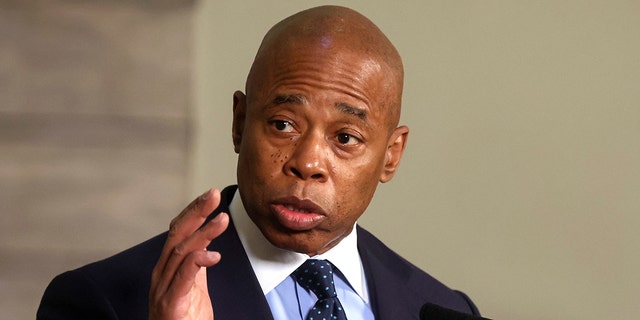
[149,189,229,320]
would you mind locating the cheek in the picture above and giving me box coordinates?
[346,152,386,187]
[238,141,273,191]
[333,161,382,216]
[268,149,290,167]
[240,131,283,171]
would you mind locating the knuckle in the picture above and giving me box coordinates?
[172,243,186,257]
[167,224,179,238]
[191,199,202,212]
[169,217,178,229]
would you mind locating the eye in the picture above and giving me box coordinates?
[270,120,294,133]
[337,133,360,146]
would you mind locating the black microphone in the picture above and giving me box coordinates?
[420,302,492,320]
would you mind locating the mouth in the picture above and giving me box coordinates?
[271,196,326,231]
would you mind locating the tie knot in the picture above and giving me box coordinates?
[293,259,337,300]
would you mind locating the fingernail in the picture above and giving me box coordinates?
[211,212,225,223]
[208,251,221,260]
[200,189,211,200]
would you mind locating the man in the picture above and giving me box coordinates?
[38,5,480,319]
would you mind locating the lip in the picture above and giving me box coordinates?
[271,196,327,231]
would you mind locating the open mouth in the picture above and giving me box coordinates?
[271,197,326,231]
[284,205,310,213]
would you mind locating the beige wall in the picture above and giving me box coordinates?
[192,1,640,319]
[0,1,195,318]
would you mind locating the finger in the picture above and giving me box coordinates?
[151,189,220,293]
[156,189,220,273]
[166,250,221,301]
[169,189,219,232]
[154,212,229,298]
[165,212,229,278]
[149,250,220,319]
[169,189,221,243]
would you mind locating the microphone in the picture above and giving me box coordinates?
[420,302,492,320]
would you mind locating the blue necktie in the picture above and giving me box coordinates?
[293,259,348,320]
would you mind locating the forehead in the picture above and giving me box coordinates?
[251,38,396,113]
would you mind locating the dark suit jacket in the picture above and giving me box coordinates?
[37,185,479,319]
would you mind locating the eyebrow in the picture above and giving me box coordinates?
[273,94,307,105]
[270,94,367,121]
[336,102,367,121]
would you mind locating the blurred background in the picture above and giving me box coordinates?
[1,1,638,319]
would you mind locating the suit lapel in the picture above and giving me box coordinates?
[206,186,274,320]
[358,227,421,320]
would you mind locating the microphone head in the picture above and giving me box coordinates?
[420,302,491,320]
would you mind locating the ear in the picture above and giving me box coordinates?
[379,125,409,183]
[232,91,247,154]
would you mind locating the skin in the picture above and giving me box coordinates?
[149,5,408,319]
[149,189,227,319]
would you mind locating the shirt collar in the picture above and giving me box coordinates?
[229,189,368,302]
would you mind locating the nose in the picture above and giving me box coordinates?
[283,132,328,182]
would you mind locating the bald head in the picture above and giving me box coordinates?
[232,6,410,255]
[246,5,404,128]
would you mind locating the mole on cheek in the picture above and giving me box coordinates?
[273,149,283,163]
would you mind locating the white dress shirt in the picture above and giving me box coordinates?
[229,190,374,319]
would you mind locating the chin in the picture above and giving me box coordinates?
[265,229,327,255]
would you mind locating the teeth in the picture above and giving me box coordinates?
[286,205,308,213]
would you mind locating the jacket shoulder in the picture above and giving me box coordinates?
[357,226,480,318]
[37,232,168,320]
[37,185,240,319]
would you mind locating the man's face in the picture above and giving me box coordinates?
[232,38,406,256]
